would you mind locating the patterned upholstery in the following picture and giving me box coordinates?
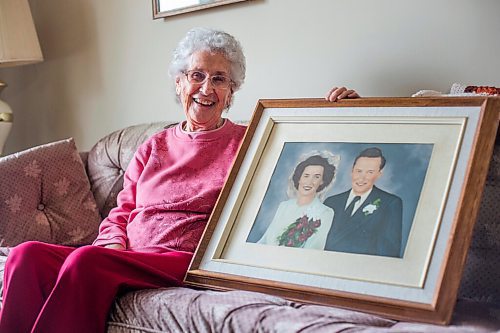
[459,138,500,303]
[106,287,500,332]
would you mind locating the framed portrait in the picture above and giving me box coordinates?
[185,97,500,324]
[152,0,250,19]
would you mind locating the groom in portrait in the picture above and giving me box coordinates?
[324,147,403,257]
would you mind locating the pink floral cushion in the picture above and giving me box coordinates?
[0,138,101,247]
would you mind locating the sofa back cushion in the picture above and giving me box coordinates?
[86,122,174,219]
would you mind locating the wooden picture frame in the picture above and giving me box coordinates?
[185,97,500,325]
[152,0,250,19]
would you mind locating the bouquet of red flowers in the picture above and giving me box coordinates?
[276,215,321,248]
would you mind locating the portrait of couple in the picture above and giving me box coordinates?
[247,142,433,258]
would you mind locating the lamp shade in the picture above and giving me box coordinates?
[0,0,43,68]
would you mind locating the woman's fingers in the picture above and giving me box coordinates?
[325,86,360,102]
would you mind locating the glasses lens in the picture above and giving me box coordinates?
[187,71,206,83]
[211,75,230,88]
[185,70,232,89]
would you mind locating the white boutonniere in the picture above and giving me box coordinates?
[362,198,381,216]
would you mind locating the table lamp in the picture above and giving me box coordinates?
[0,0,43,155]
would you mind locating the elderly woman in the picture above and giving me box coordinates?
[258,151,339,249]
[0,28,358,333]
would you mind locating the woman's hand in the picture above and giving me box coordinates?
[103,243,126,250]
[325,86,360,102]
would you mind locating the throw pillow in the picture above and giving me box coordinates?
[0,138,101,247]
[412,83,500,97]
[450,83,500,96]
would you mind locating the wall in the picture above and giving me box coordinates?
[1,0,499,153]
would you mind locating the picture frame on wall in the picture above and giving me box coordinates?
[152,0,250,19]
[184,97,500,325]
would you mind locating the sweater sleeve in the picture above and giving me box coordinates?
[92,142,149,248]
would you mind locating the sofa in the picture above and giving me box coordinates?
[0,120,499,332]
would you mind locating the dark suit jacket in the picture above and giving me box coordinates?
[324,186,403,257]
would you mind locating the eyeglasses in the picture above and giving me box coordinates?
[183,70,233,89]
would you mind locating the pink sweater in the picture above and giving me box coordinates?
[93,120,246,253]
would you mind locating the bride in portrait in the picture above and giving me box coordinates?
[257,150,339,250]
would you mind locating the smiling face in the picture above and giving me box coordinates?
[297,165,325,200]
[351,157,383,195]
[175,50,233,131]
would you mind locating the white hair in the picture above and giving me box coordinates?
[168,27,246,92]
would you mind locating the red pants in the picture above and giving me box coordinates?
[0,241,192,333]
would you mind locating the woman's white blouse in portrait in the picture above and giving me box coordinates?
[257,197,334,249]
